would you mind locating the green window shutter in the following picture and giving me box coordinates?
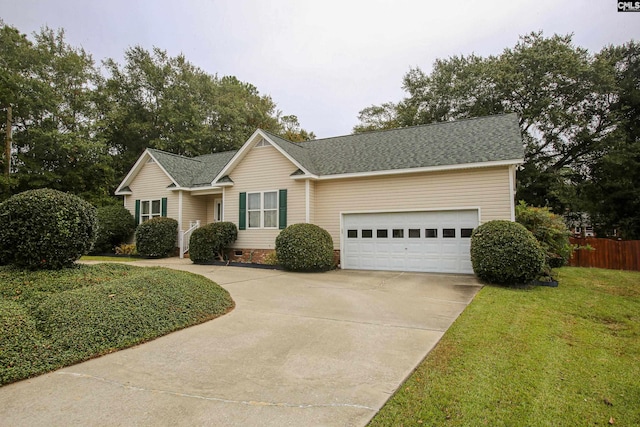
[134,200,140,226]
[239,192,246,230]
[278,189,287,229]
[161,198,167,217]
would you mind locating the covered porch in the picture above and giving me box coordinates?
[177,188,225,258]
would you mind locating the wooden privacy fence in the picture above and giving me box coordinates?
[569,237,640,271]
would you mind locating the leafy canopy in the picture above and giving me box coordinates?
[0,21,314,205]
[354,32,640,238]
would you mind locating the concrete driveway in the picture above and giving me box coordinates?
[0,259,481,426]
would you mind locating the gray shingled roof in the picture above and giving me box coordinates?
[262,132,318,173]
[147,148,237,187]
[190,151,237,186]
[148,113,522,187]
[291,113,523,176]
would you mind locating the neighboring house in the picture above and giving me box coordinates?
[115,113,524,274]
[566,212,598,238]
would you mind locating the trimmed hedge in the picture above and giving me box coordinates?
[470,220,545,285]
[189,222,238,264]
[0,300,44,383]
[275,223,334,272]
[0,189,97,270]
[515,201,572,269]
[92,205,136,254]
[135,217,178,258]
[0,263,234,385]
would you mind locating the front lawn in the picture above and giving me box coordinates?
[0,263,234,385]
[369,267,640,426]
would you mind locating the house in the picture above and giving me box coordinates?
[115,113,524,274]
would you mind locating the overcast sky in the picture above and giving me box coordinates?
[2,1,639,138]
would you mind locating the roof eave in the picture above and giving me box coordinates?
[290,173,320,180]
[314,158,524,181]
[167,185,227,192]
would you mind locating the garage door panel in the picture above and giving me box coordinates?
[343,210,478,274]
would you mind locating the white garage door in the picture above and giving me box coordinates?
[342,210,478,273]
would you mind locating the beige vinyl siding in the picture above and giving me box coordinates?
[124,161,178,222]
[180,192,207,231]
[206,199,215,224]
[225,145,306,249]
[315,166,513,249]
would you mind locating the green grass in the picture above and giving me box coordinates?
[369,267,640,427]
[0,263,234,385]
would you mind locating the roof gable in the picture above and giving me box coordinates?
[115,149,180,195]
[115,148,237,194]
[212,129,315,184]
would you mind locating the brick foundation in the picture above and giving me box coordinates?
[333,250,341,267]
[230,249,275,264]
[229,248,342,268]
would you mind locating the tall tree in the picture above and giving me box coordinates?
[277,114,316,142]
[2,23,314,204]
[0,23,113,204]
[583,41,640,238]
[98,47,298,177]
[354,32,622,215]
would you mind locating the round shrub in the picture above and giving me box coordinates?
[92,205,136,254]
[275,223,334,272]
[189,222,238,264]
[0,188,97,270]
[189,224,217,264]
[135,217,178,258]
[470,220,545,285]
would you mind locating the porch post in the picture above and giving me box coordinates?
[305,179,310,223]
[178,190,184,258]
[509,165,516,222]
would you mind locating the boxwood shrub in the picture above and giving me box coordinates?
[275,223,334,272]
[470,220,545,285]
[190,222,238,264]
[135,217,178,258]
[92,205,136,254]
[0,188,97,270]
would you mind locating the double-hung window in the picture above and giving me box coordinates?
[247,191,278,228]
[141,200,161,222]
[239,190,286,230]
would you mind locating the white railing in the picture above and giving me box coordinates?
[179,220,200,259]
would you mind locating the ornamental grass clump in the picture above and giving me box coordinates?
[470,220,545,285]
[275,223,334,272]
[0,188,97,270]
